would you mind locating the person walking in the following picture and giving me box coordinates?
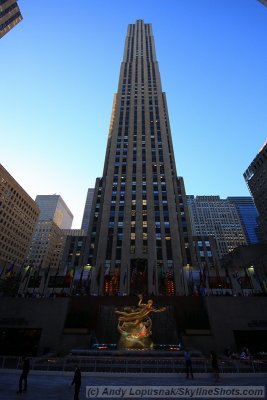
[184,349,194,379]
[71,365,81,400]
[210,351,220,382]
[16,356,30,394]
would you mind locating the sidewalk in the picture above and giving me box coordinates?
[1,370,266,399]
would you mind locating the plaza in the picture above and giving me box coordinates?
[1,370,266,400]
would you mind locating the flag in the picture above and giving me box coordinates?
[158,265,164,282]
[33,261,43,278]
[96,265,101,286]
[152,264,156,285]
[55,264,60,276]
[17,262,26,279]
[123,267,127,285]
[0,263,7,278]
[5,262,15,278]
[234,271,242,285]
[166,268,173,280]
[22,265,32,282]
[202,264,207,284]
[131,267,137,284]
[225,266,230,282]
[189,267,194,284]
[66,268,74,285]
[199,268,203,284]
[104,266,110,277]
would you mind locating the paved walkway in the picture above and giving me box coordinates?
[0,370,266,399]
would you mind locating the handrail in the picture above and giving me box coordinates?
[0,355,266,374]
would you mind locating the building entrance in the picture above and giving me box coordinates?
[130,259,148,295]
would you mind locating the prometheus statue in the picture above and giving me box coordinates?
[116,295,166,349]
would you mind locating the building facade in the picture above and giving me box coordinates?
[81,188,95,232]
[0,0,23,38]
[187,195,247,259]
[228,197,259,245]
[0,164,39,270]
[35,195,73,230]
[27,220,66,270]
[244,142,267,244]
[27,195,73,272]
[83,20,195,296]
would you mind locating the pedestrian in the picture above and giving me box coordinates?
[184,349,194,379]
[71,364,81,400]
[16,356,30,394]
[210,351,219,382]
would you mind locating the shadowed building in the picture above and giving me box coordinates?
[0,0,23,38]
[0,164,39,271]
[83,20,195,296]
[81,188,95,232]
[258,0,267,6]
[244,142,267,244]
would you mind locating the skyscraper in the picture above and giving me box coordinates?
[227,197,259,245]
[35,195,73,230]
[81,188,95,232]
[187,195,247,259]
[84,20,195,296]
[27,195,73,270]
[0,0,23,39]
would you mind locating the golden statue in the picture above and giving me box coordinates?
[116,295,166,349]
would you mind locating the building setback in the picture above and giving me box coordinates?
[83,20,195,296]
[187,195,247,259]
[0,0,23,38]
[0,164,39,270]
[244,142,267,244]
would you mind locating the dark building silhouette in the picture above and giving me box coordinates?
[244,142,267,244]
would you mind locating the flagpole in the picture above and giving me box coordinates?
[0,261,8,279]
[123,264,128,295]
[32,261,43,297]
[70,264,78,296]
[42,263,51,297]
[52,262,60,296]
[244,266,254,294]
[96,264,102,296]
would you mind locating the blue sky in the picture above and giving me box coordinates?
[1,0,266,227]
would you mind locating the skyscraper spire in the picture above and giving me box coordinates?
[84,20,195,295]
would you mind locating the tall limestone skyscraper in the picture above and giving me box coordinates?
[84,20,195,295]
